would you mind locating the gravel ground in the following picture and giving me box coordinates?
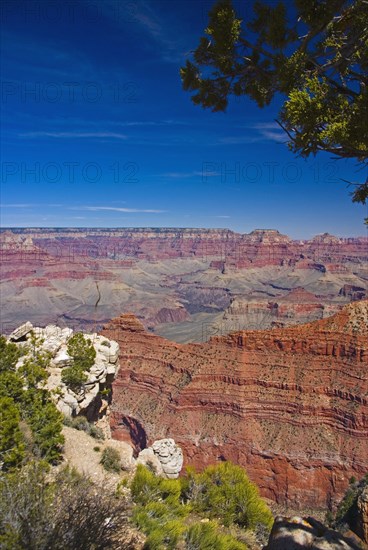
[61,426,135,486]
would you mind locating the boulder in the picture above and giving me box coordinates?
[52,347,72,367]
[266,516,358,550]
[357,487,368,544]
[151,438,183,479]
[9,321,33,341]
[137,448,164,476]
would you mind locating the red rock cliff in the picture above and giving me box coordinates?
[102,301,368,510]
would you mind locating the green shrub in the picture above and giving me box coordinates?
[89,424,105,440]
[144,519,184,550]
[61,365,87,392]
[0,397,25,471]
[0,336,21,373]
[65,415,105,440]
[184,521,247,550]
[70,415,90,431]
[93,446,101,452]
[131,463,257,549]
[181,462,273,531]
[100,447,121,473]
[131,464,162,505]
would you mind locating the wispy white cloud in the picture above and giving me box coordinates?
[259,130,286,143]
[220,136,262,145]
[87,0,184,63]
[250,121,286,142]
[19,131,127,140]
[161,170,220,178]
[72,206,166,213]
[251,122,280,130]
[215,215,230,219]
[220,120,286,144]
[219,121,286,144]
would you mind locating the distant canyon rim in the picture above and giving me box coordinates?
[1,227,367,342]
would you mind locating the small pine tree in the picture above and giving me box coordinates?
[67,333,96,372]
[0,336,21,373]
[0,397,25,471]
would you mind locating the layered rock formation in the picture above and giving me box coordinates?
[1,228,367,341]
[102,301,368,510]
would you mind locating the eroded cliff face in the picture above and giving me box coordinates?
[1,228,367,340]
[101,301,368,511]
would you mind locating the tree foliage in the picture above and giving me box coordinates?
[334,473,368,528]
[67,333,96,372]
[0,336,21,373]
[0,336,64,469]
[180,0,368,205]
[0,397,25,471]
[61,333,96,392]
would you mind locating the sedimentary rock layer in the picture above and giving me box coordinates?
[102,301,368,510]
[1,228,367,340]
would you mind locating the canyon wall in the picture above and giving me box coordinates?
[101,301,368,510]
[1,228,367,341]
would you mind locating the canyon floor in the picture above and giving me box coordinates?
[1,228,367,342]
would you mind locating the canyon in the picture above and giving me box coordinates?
[1,227,367,518]
[101,300,368,511]
[1,228,367,342]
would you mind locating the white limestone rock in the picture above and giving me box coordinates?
[5,322,120,417]
[137,448,164,476]
[9,321,33,341]
[150,438,183,479]
[52,347,72,367]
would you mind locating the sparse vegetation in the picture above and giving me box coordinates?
[334,473,368,528]
[63,414,88,431]
[131,461,273,549]
[63,415,105,440]
[0,461,131,549]
[100,447,121,473]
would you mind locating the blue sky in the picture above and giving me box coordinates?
[1,0,367,238]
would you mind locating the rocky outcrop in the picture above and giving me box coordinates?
[266,516,360,549]
[102,301,368,510]
[7,322,120,420]
[357,487,368,544]
[137,439,183,479]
